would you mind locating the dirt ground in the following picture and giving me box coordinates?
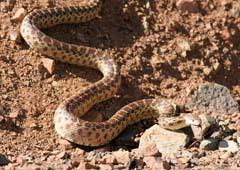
[0,0,240,169]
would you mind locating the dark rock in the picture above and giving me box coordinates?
[0,154,11,165]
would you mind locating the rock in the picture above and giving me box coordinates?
[9,30,22,43]
[177,150,193,163]
[99,164,113,170]
[143,157,170,170]
[186,83,239,114]
[199,139,219,150]
[0,0,16,12]
[58,138,73,150]
[132,143,162,157]
[191,114,216,139]
[0,154,11,165]
[112,150,131,164]
[177,39,191,57]
[78,161,97,170]
[100,155,118,165]
[56,151,68,159]
[71,149,85,167]
[220,29,232,42]
[176,0,199,13]
[41,58,56,75]
[11,8,27,22]
[9,109,22,118]
[218,140,239,153]
[203,67,213,76]
[139,125,190,157]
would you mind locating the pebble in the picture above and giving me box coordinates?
[58,138,73,150]
[0,154,11,165]
[132,143,162,157]
[0,0,16,12]
[100,155,118,165]
[112,150,131,164]
[177,39,191,57]
[78,161,97,170]
[176,0,199,13]
[9,109,21,118]
[9,30,22,43]
[56,151,68,159]
[200,139,219,150]
[11,8,27,22]
[99,164,113,170]
[203,67,213,76]
[218,140,239,153]
[139,125,190,157]
[186,83,240,114]
[41,58,56,75]
[71,149,85,167]
[143,157,170,170]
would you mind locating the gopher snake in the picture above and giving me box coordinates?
[20,0,200,146]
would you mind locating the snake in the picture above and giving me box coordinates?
[20,0,200,146]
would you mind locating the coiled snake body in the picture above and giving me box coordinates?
[20,0,199,146]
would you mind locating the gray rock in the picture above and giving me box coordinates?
[186,83,239,114]
[0,154,11,165]
[139,125,190,157]
[199,139,219,150]
[218,140,239,153]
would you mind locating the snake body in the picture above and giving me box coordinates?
[20,0,199,146]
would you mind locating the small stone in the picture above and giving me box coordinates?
[58,138,73,150]
[199,114,216,135]
[112,150,131,164]
[0,154,11,165]
[176,0,199,13]
[29,122,38,129]
[41,58,56,75]
[132,143,162,157]
[139,125,190,157]
[203,67,213,76]
[200,139,219,150]
[9,30,22,43]
[220,29,232,42]
[71,149,85,167]
[218,140,239,153]
[100,155,118,165]
[56,151,68,159]
[0,0,16,12]
[212,61,221,73]
[177,39,191,57]
[143,157,170,170]
[9,109,20,118]
[99,164,112,170]
[11,8,27,22]
[78,161,96,170]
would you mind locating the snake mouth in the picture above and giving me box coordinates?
[184,115,201,126]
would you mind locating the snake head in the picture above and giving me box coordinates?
[153,99,181,117]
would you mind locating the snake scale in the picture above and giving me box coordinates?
[20,0,200,146]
